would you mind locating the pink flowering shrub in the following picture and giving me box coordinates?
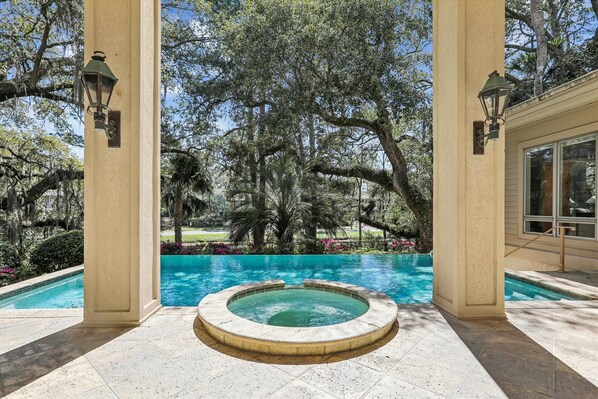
[390,239,415,253]
[320,238,349,254]
[160,242,242,255]
[0,266,17,286]
[160,242,200,255]
[203,242,242,255]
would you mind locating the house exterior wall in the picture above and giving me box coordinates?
[505,71,598,272]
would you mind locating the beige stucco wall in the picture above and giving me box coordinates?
[432,0,506,319]
[83,0,162,326]
[505,71,598,272]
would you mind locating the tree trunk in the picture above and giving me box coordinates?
[592,0,598,43]
[357,178,363,247]
[305,115,318,241]
[310,161,432,251]
[313,109,433,251]
[374,124,433,252]
[253,104,268,248]
[255,156,267,248]
[174,198,183,244]
[245,107,265,248]
[531,0,547,96]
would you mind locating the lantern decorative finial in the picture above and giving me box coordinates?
[476,70,512,147]
[80,51,119,140]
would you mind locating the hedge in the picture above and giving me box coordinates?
[30,230,84,273]
[0,241,20,269]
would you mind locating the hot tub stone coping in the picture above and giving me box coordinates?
[197,279,398,355]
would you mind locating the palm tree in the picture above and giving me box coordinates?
[162,154,211,244]
[230,157,342,253]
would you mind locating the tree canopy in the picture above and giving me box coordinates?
[1,0,597,254]
[0,0,84,142]
[506,0,598,100]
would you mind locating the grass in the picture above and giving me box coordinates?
[160,229,385,243]
[160,233,229,242]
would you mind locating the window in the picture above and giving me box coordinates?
[525,145,553,217]
[523,134,597,240]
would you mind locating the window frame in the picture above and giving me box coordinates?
[522,133,597,241]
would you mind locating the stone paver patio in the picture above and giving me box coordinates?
[0,302,596,399]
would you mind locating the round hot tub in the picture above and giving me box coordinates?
[197,279,398,355]
[228,287,369,327]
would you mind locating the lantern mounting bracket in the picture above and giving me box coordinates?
[476,117,504,148]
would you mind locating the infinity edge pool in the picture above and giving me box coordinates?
[0,255,588,309]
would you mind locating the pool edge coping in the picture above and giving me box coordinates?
[0,265,83,302]
[505,269,598,300]
[197,279,398,355]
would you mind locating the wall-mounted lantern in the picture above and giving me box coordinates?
[80,51,120,145]
[475,70,512,150]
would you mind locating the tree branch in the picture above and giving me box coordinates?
[0,82,76,104]
[0,169,83,211]
[317,110,378,133]
[358,215,417,239]
[24,218,79,230]
[505,43,537,52]
[311,163,394,192]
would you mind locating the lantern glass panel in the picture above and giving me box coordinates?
[101,75,115,107]
[83,73,99,106]
[483,92,496,119]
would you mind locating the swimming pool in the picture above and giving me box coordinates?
[0,254,576,309]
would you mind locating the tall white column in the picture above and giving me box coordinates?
[432,0,506,318]
[83,0,161,326]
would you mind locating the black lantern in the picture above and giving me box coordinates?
[477,70,512,147]
[80,51,118,138]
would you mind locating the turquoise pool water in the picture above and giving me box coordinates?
[0,255,576,309]
[0,274,83,309]
[227,288,369,327]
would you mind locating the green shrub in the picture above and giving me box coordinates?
[16,263,37,280]
[0,241,20,269]
[30,230,84,273]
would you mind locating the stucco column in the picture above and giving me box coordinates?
[432,0,506,318]
[83,0,161,326]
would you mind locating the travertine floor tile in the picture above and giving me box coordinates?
[270,379,338,399]
[387,351,472,396]
[1,302,597,398]
[108,359,202,399]
[167,382,226,399]
[453,369,507,399]
[5,357,105,399]
[151,328,209,358]
[71,384,119,399]
[88,341,173,383]
[208,360,294,399]
[298,357,383,398]
[362,375,446,399]
[254,353,329,377]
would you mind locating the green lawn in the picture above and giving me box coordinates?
[160,229,384,243]
[160,232,229,242]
